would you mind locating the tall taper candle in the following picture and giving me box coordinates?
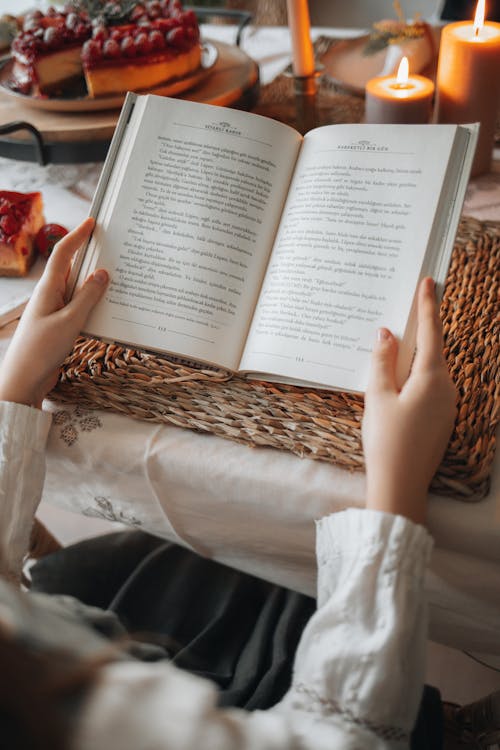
[286,0,315,77]
[436,0,500,176]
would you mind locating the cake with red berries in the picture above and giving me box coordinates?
[0,191,45,277]
[9,1,201,98]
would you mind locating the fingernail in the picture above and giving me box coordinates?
[377,327,390,342]
[93,269,108,285]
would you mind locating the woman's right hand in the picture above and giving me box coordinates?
[362,277,457,525]
[0,218,108,409]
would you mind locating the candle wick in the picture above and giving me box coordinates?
[474,25,480,37]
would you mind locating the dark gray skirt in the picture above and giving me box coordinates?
[31,530,315,710]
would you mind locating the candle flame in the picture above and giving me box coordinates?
[473,0,485,36]
[396,56,409,85]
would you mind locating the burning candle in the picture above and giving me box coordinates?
[365,57,435,124]
[436,0,500,176]
[286,0,315,77]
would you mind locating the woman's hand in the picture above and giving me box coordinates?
[0,217,108,409]
[362,277,457,525]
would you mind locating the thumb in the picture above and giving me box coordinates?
[367,328,399,395]
[65,269,109,329]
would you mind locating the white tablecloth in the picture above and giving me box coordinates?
[0,20,500,654]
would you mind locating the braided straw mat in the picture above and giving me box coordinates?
[52,216,499,502]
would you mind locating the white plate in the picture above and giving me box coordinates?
[0,256,44,328]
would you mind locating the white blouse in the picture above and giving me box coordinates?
[0,400,433,749]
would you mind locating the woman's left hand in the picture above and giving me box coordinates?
[0,217,109,409]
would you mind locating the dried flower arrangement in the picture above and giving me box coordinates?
[364,1,428,55]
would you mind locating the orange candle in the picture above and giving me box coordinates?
[286,0,315,77]
[436,0,500,176]
[365,57,435,124]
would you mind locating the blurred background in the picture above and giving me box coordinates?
[195,0,495,26]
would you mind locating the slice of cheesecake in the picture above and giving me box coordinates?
[0,191,45,277]
[11,45,84,96]
[10,9,90,96]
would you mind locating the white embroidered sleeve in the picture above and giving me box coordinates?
[280,508,434,744]
[0,401,52,580]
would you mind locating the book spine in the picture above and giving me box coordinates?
[66,92,138,300]
[88,93,138,221]
[434,124,479,298]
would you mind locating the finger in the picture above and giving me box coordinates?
[28,218,96,317]
[61,268,109,331]
[413,277,446,373]
[45,217,95,280]
[366,327,399,394]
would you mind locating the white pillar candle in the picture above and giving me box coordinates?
[365,57,435,124]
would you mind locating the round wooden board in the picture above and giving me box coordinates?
[0,40,259,163]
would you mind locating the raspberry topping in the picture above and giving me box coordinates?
[0,191,39,242]
[148,28,165,50]
[182,10,197,26]
[0,214,21,237]
[12,2,200,73]
[65,12,80,31]
[12,10,91,61]
[166,26,187,49]
[103,38,120,58]
[130,4,146,22]
[135,32,152,55]
[82,39,101,62]
[43,26,62,47]
[147,2,162,19]
[92,24,109,41]
[121,35,136,57]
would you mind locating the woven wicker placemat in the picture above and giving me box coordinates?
[53,216,499,502]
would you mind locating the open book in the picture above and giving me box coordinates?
[70,94,478,393]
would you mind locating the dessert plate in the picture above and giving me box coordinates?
[0,41,218,112]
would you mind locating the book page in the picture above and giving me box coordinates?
[79,96,302,370]
[240,124,460,392]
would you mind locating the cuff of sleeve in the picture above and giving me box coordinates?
[316,508,433,584]
[0,401,52,450]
